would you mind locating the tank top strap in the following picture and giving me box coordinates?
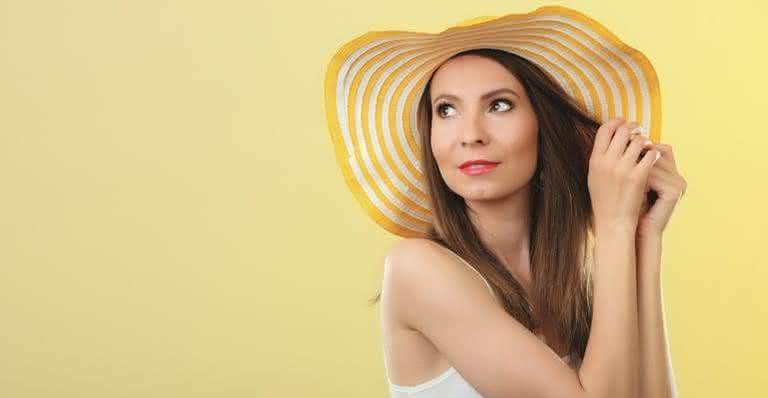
[441,247,499,304]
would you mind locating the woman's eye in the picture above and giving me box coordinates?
[491,99,513,112]
[435,99,512,118]
[436,103,455,118]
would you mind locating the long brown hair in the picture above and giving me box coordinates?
[370,48,601,360]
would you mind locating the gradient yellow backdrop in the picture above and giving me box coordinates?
[2,0,766,396]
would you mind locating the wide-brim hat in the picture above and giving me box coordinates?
[323,5,662,238]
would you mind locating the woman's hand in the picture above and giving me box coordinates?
[588,117,661,235]
[636,143,687,240]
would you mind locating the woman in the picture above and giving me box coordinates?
[324,6,685,397]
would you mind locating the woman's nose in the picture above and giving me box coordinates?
[460,113,490,146]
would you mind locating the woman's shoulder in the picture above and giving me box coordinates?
[382,238,497,329]
[385,237,445,260]
[383,238,456,281]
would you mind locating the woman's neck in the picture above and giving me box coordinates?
[465,183,533,279]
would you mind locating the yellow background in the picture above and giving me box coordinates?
[2,0,765,396]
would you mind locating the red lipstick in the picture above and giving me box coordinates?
[459,160,500,176]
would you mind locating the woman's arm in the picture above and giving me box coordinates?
[636,234,679,398]
[382,235,638,398]
[580,224,641,398]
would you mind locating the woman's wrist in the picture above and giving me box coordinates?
[636,235,663,278]
[594,220,637,240]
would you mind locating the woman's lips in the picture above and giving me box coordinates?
[460,163,499,176]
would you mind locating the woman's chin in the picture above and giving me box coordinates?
[455,181,529,202]
[456,186,505,201]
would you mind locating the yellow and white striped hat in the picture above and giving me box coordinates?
[323,5,662,238]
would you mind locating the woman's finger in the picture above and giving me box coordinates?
[606,121,641,159]
[653,143,677,166]
[593,117,626,156]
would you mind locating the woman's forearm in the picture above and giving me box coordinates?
[636,236,679,398]
[579,224,641,398]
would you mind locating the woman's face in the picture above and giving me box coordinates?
[429,54,539,201]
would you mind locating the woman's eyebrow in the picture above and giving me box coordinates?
[432,88,520,105]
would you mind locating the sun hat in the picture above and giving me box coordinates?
[323,5,662,238]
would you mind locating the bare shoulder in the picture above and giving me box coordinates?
[384,237,444,262]
[383,237,447,275]
[380,238,443,310]
[381,238,496,330]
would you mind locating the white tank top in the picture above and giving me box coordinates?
[384,246,582,397]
